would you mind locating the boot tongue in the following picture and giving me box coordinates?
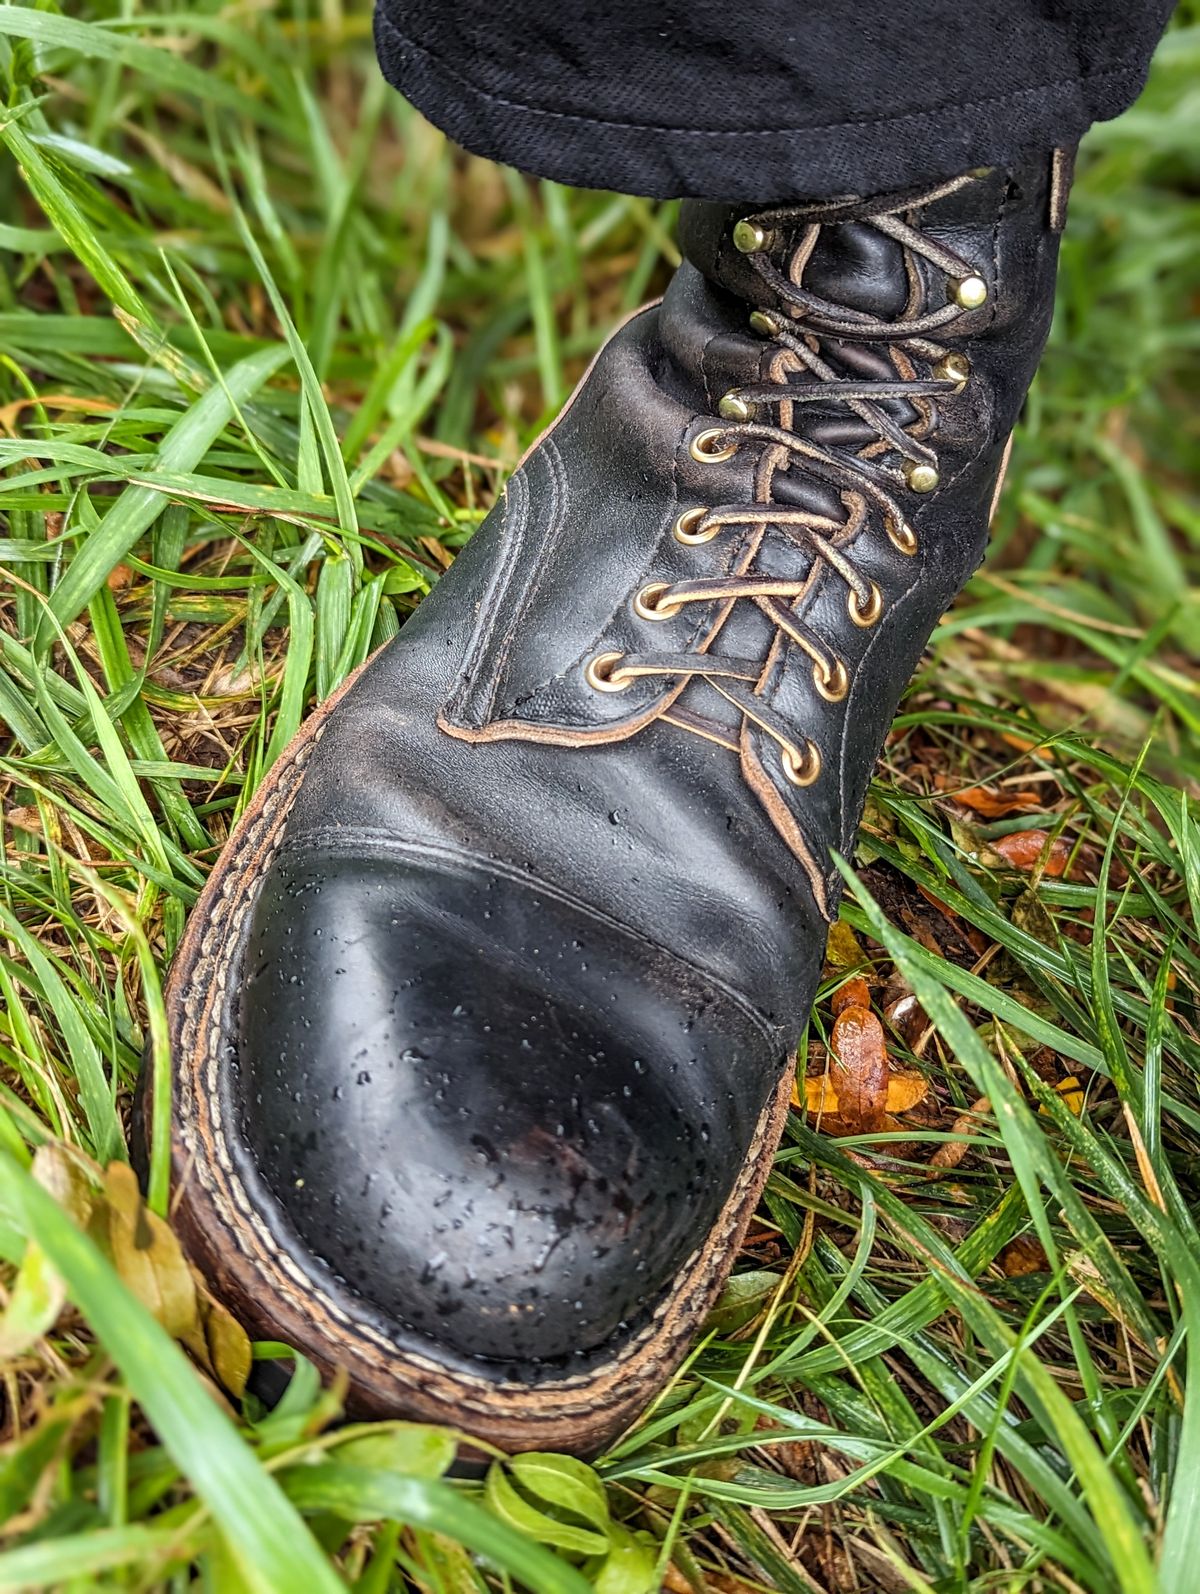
[674,202,922,454]
[676,201,910,318]
[782,215,925,449]
[799,220,909,320]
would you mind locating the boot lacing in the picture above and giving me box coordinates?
[587,172,989,790]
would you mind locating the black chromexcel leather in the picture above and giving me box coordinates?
[164,156,1067,1455]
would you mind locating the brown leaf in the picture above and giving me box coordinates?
[829,1006,889,1130]
[795,1068,927,1120]
[999,729,1048,755]
[661,1568,695,1594]
[4,806,41,836]
[934,775,1044,818]
[988,829,1073,877]
[186,1289,253,1398]
[929,1096,991,1173]
[419,534,454,571]
[32,1143,98,1227]
[1001,1236,1049,1276]
[884,992,927,1047]
[831,975,872,1016]
[102,1163,199,1340]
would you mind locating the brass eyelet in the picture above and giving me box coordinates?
[949,274,988,310]
[886,516,919,556]
[585,652,633,693]
[690,428,737,464]
[673,507,719,545]
[733,220,771,254]
[814,657,849,702]
[718,391,756,422]
[934,352,971,390]
[903,460,940,494]
[781,740,822,787]
[633,582,680,622]
[849,582,883,628]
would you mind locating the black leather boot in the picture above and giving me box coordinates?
[162,154,1069,1455]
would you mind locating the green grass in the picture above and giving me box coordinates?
[0,1,1198,1589]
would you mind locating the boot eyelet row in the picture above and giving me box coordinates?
[814,657,849,702]
[903,460,940,493]
[585,651,633,693]
[849,582,884,627]
[780,740,822,787]
[886,516,920,556]
[673,507,720,545]
[690,428,737,463]
[633,582,682,621]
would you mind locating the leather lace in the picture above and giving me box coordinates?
[589,173,988,789]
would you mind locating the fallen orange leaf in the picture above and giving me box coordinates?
[989,828,1074,877]
[794,1068,928,1118]
[928,1096,991,1173]
[830,1006,888,1129]
[1001,1236,1049,1276]
[1038,1075,1085,1115]
[934,775,1044,818]
[831,975,872,1016]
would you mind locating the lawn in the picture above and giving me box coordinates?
[0,3,1198,1590]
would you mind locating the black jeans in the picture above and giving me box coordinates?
[373,1,1174,202]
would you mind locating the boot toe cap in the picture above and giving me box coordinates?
[233,845,756,1365]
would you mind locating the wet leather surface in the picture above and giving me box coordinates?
[226,160,1063,1376]
[236,849,771,1361]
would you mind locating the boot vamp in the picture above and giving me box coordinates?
[281,279,832,1029]
[278,246,1012,981]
